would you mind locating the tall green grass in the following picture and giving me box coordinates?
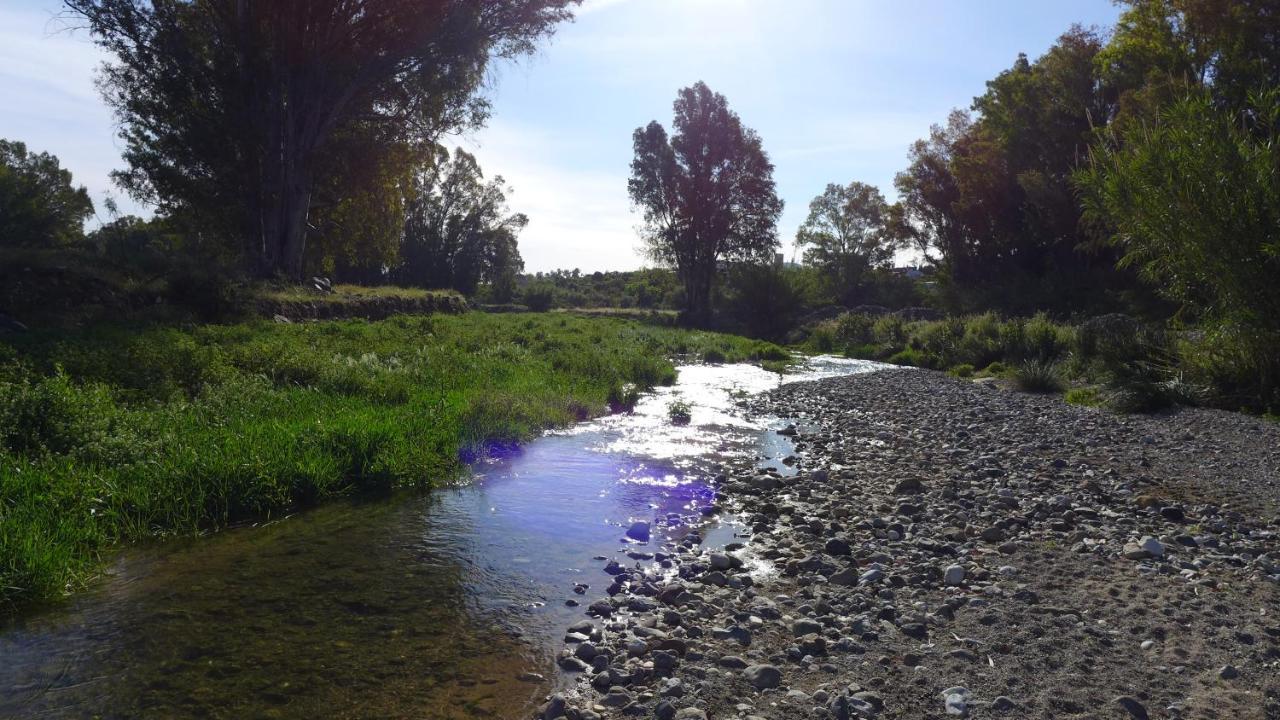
[803,309,1267,413]
[0,313,780,610]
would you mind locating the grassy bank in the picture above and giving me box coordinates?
[805,311,1277,414]
[0,313,786,610]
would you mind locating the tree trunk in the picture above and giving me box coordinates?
[681,264,713,328]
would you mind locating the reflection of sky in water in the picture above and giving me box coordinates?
[561,356,885,464]
[0,356,886,719]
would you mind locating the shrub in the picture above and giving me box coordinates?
[522,283,556,312]
[165,265,250,321]
[0,370,117,457]
[872,314,906,347]
[702,348,726,364]
[978,361,1011,377]
[832,313,875,347]
[845,343,880,360]
[948,363,975,378]
[1064,387,1102,407]
[1078,87,1280,410]
[958,313,1002,367]
[667,399,692,425]
[749,341,789,363]
[1020,312,1073,362]
[1075,314,1144,363]
[910,317,963,367]
[1013,360,1065,393]
[761,359,788,374]
[808,325,836,353]
[887,348,929,367]
[1102,361,1202,413]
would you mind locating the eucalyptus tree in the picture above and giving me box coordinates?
[396,148,527,296]
[795,181,900,305]
[65,0,578,279]
[628,82,783,325]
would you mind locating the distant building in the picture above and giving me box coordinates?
[891,266,925,280]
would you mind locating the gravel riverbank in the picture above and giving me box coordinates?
[538,369,1280,720]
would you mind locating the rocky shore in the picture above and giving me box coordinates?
[538,369,1280,720]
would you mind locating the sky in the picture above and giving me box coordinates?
[1,0,1123,273]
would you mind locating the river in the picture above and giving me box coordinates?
[0,356,883,719]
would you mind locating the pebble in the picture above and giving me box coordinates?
[542,371,1279,719]
[743,664,782,690]
[941,686,969,716]
[1115,695,1150,719]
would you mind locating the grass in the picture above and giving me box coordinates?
[802,309,1280,413]
[0,312,781,611]
[258,283,462,304]
[1013,360,1066,393]
[1064,386,1103,407]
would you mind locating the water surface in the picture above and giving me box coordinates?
[0,356,881,719]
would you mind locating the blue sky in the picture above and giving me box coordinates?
[1,0,1122,272]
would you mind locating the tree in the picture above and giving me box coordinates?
[395,148,527,295]
[795,181,900,305]
[893,28,1141,314]
[66,0,577,279]
[0,139,94,248]
[628,82,783,325]
[1099,0,1280,122]
[1077,87,1280,405]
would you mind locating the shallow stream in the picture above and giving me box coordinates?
[0,357,881,719]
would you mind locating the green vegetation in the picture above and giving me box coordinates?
[1013,361,1066,394]
[629,82,784,325]
[666,399,692,425]
[0,313,779,610]
[1064,387,1103,407]
[804,309,1269,414]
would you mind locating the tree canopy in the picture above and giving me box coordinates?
[893,27,1138,314]
[628,82,783,324]
[0,139,94,248]
[395,148,527,296]
[795,182,901,306]
[66,0,578,279]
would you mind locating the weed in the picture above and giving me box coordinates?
[1014,360,1065,393]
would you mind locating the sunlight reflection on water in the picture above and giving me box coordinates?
[0,355,886,720]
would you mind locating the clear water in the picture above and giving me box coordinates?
[0,356,882,719]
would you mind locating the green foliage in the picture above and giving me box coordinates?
[1078,87,1280,410]
[717,263,807,341]
[1014,360,1065,393]
[1064,387,1102,407]
[629,82,783,324]
[666,398,692,425]
[748,341,789,362]
[887,348,929,368]
[66,0,576,278]
[978,361,1011,378]
[948,363,975,378]
[164,264,252,322]
[393,148,526,295]
[893,26,1164,316]
[0,370,118,458]
[795,182,905,305]
[0,139,94,249]
[0,313,770,609]
[522,283,556,312]
[89,214,181,273]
